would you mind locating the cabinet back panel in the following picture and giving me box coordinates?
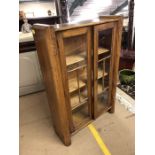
[64,35,87,56]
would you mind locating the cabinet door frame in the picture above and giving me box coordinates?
[93,22,117,118]
[56,27,92,132]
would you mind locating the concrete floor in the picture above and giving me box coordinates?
[19,91,135,155]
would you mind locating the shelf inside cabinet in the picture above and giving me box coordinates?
[98,55,111,63]
[98,47,109,55]
[69,78,86,93]
[72,103,90,129]
[77,67,108,84]
[98,68,108,79]
[66,54,86,66]
[70,94,88,110]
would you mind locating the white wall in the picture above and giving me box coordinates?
[19,1,57,18]
[70,0,127,22]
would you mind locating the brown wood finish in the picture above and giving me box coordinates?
[35,18,118,32]
[93,22,116,118]
[32,25,71,146]
[32,16,123,146]
[56,31,76,133]
[56,27,92,132]
[108,17,123,113]
[86,27,93,119]
[102,16,123,113]
[108,23,117,111]
[93,25,98,118]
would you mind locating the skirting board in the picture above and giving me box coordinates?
[116,87,135,113]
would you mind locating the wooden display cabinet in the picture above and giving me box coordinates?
[32,16,123,146]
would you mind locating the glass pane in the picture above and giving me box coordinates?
[72,104,89,129]
[97,28,112,113]
[64,35,87,72]
[68,67,88,110]
[63,34,90,129]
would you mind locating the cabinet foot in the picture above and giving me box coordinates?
[108,107,115,113]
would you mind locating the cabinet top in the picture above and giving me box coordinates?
[33,16,122,32]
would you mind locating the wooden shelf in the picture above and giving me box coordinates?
[98,68,108,79]
[98,55,111,63]
[72,103,90,129]
[69,68,108,93]
[69,78,86,93]
[98,47,109,55]
[70,94,88,110]
[66,54,86,66]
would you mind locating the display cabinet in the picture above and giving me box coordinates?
[32,16,123,146]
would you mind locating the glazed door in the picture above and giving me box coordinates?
[57,27,92,131]
[93,22,116,118]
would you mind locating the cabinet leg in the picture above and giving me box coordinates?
[55,130,71,146]
[63,138,71,146]
[108,106,115,113]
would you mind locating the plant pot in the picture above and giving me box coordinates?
[119,69,135,85]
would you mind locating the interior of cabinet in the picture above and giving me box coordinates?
[62,28,114,127]
[63,34,90,130]
[72,104,90,129]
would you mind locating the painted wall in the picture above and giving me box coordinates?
[70,0,127,22]
[19,1,57,18]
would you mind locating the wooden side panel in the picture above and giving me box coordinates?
[32,25,71,146]
[109,17,123,113]
[108,23,117,112]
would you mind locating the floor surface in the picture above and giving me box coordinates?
[19,91,135,155]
